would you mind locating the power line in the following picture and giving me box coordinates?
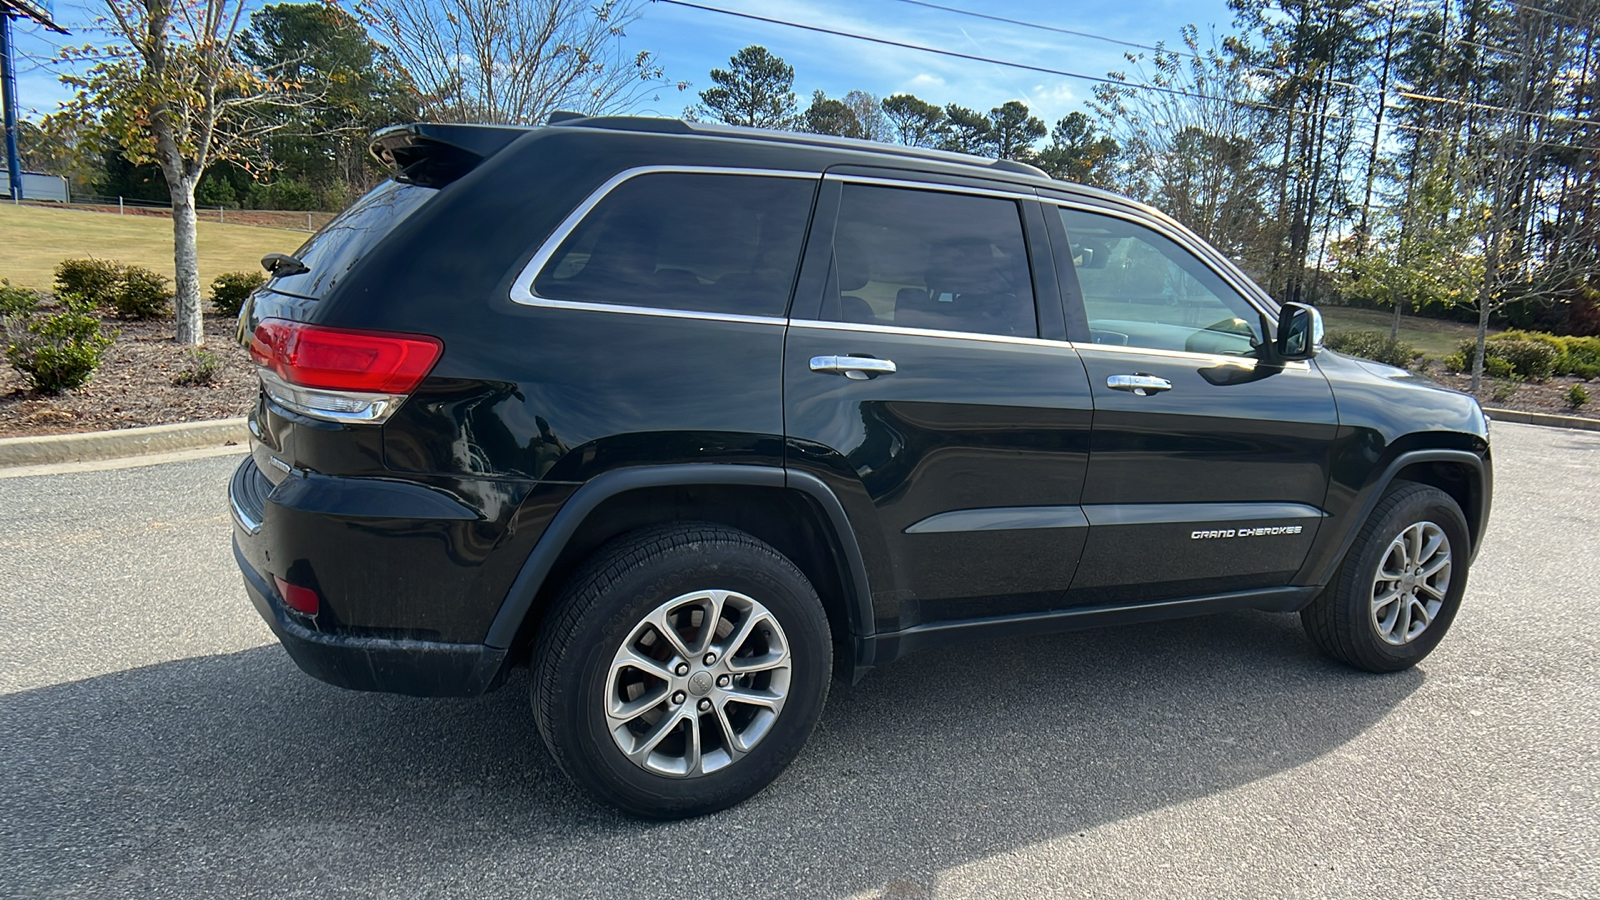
[655,0,1600,129]
[882,0,1197,60]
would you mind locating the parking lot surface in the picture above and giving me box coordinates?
[2,421,1596,899]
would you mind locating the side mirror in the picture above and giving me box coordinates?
[1274,302,1323,362]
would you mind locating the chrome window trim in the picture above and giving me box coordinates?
[788,318,1074,352]
[508,165,820,323]
[1071,341,1312,371]
[1048,200,1279,325]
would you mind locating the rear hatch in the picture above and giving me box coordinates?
[240,123,533,481]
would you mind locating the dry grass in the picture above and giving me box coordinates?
[0,202,305,292]
[1318,305,1495,359]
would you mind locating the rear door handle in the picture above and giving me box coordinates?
[1107,373,1172,396]
[810,356,897,380]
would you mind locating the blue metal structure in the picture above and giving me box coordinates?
[1,0,69,202]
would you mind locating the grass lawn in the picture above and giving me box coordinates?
[1318,305,1493,358]
[0,203,305,292]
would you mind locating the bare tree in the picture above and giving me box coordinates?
[357,0,674,124]
[63,0,299,346]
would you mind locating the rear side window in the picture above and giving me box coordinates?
[533,172,817,318]
[270,180,436,298]
[821,183,1036,338]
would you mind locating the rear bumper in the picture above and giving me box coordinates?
[234,539,508,697]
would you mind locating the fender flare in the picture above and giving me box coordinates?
[482,464,876,649]
[1306,448,1490,588]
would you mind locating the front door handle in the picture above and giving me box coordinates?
[811,356,897,380]
[1107,373,1172,396]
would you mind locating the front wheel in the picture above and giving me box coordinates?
[532,523,831,818]
[1301,481,1472,673]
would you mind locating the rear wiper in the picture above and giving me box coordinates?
[262,253,310,277]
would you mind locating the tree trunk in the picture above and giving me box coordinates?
[170,175,204,347]
[1391,292,1404,342]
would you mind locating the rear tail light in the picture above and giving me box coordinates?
[249,318,442,423]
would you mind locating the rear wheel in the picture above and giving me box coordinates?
[532,523,831,818]
[1301,481,1471,673]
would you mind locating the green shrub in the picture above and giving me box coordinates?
[1323,330,1422,368]
[1457,337,1556,381]
[54,258,126,306]
[1442,352,1467,373]
[1567,384,1590,409]
[209,271,266,316]
[1484,356,1516,379]
[172,348,223,386]
[112,266,174,319]
[1490,330,1600,377]
[0,279,40,317]
[1489,377,1519,402]
[3,308,115,393]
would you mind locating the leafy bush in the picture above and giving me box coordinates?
[1457,337,1555,381]
[250,178,317,211]
[1567,384,1590,409]
[1484,356,1516,379]
[209,271,266,316]
[1324,330,1422,368]
[3,308,115,393]
[172,348,223,386]
[54,258,126,306]
[112,266,174,319]
[1489,377,1518,402]
[1491,330,1600,378]
[0,279,40,317]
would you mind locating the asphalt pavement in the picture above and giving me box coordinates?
[1,422,1596,899]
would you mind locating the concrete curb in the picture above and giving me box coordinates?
[1483,407,1600,432]
[0,418,249,468]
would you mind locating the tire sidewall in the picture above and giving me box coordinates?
[1339,486,1471,671]
[545,535,831,817]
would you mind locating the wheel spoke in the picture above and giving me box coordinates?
[726,648,790,674]
[1419,553,1451,580]
[628,708,686,763]
[1379,542,1408,579]
[691,591,729,656]
[646,607,695,661]
[612,648,675,683]
[1372,586,1403,613]
[712,700,749,760]
[682,711,703,776]
[723,685,783,711]
[1394,595,1413,641]
[1416,529,1446,567]
[718,608,768,658]
[1406,525,1424,567]
[607,684,668,726]
[1409,597,1432,631]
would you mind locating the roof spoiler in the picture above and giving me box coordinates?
[369,123,533,188]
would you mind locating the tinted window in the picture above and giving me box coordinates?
[822,184,1036,338]
[534,173,816,317]
[1059,207,1262,355]
[271,180,436,299]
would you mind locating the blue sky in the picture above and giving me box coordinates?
[9,0,1240,128]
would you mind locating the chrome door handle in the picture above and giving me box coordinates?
[810,356,897,380]
[1107,373,1172,396]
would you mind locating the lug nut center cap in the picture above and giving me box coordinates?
[687,670,714,697]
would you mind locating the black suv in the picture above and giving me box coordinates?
[231,115,1492,817]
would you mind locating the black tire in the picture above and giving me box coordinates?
[1301,481,1471,673]
[532,522,831,818]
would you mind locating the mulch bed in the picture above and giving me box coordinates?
[0,312,257,439]
[2,319,1595,439]
[1418,362,1599,420]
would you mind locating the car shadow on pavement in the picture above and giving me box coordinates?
[1,609,1419,899]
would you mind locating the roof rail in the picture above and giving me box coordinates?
[549,115,1057,182]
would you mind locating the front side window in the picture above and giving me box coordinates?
[1059,207,1263,355]
[821,183,1037,338]
[534,172,816,317]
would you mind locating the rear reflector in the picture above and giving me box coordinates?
[273,576,321,616]
[250,318,443,394]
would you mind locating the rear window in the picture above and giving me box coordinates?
[533,172,816,318]
[268,180,436,299]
